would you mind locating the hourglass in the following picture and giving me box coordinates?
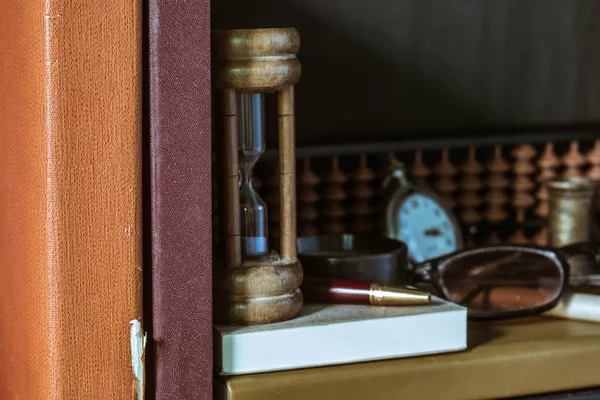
[237,92,268,256]
[213,28,303,325]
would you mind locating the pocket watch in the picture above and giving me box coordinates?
[382,160,463,263]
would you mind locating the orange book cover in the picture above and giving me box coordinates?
[0,1,143,398]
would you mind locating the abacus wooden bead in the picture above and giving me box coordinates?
[534,143,559,218]
[509,230,530,245]
[487,146,510,174]
[461,147,483,175]
[324,156,348,233]
[534,189,550,218]
[325,184,348,202]
[326,156,349,184]
[299,158,321,186]
[348,155,376,233]
[488,232,503,245]
[352,154,376,182]
[460,175,483,192]
[586,140,600,180]
[485,191,508,222]
[433,149,458,208]
[538,142,560,172]
[488,173,510,190]
[511,145,537,176]
[484,146,510,224]
[532,228,548,247]
[411,150,430,186]
[433,149,458,176]
[297,158,320,236]
[324,220,346,234]
[298,188,319,204]
[512,191,535,210]
[562,141,586,177]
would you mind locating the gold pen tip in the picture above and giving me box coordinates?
[369,284,431,306]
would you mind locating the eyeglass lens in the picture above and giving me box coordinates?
[439,249,563,314]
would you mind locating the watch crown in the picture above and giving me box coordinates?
[389,157,405,171]
[382,158,409,189]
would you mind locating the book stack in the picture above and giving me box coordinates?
[215,297,467,375]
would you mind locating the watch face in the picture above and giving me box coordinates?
[398,193,459,263]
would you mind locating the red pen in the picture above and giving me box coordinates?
[301,276,431,306]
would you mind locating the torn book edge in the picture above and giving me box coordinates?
[130,319,147,400]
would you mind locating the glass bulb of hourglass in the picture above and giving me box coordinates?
[237,92,269,256]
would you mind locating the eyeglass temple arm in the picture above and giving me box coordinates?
[407,261,434,285]
[560,242,600,261]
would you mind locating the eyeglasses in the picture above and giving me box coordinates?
[406,244,583,320]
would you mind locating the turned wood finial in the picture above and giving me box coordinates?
[213,28,301,92]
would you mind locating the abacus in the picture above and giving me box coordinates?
[245,136,600,248]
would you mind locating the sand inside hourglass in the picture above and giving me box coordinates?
[237,92,269,256]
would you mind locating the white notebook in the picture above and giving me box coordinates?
[545,291,600,323]
[215,297,467,375]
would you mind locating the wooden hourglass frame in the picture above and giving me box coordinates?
[213,28,303,325]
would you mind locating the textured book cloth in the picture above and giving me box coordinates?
[0,1,142,399]
[216,299,467,375]
[149,0,213,399]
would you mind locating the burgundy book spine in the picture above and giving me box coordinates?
[149,0,212,399]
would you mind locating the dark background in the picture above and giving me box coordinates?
[212,0,600,144]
